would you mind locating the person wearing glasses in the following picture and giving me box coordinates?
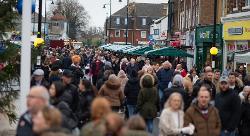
[16,86,50,136]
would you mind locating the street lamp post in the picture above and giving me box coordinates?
[211,0,218,69]
[44,0,54,42]
[103,0,112,44]
[38,0,43,38]
[119,0,129,45]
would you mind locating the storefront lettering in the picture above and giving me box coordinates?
[199,31,210,39]
[228,27,243,35]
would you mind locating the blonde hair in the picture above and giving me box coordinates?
[164,92,184,110]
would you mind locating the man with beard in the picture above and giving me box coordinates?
[192,71,216,102]
[215,76,241,136]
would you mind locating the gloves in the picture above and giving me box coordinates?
[181,123,195,135]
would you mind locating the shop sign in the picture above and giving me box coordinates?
[228,27,243,35]
[224,20,250,40]
[195,24,222,43]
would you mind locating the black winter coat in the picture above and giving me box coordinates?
[70,65,84,86]
[16,111,34,136]
[162,86,190,111]
[126,64,139,78]
[215,89,241,131]
[55,100,78,130]
[193,79,216,100]
[156,68,174,90]
[63,84,79,112]
[239,101,250,136]
[124,78,140,105]
[76,89,95,128]
[61,56,72,69]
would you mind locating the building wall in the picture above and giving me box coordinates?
[150,17,168,41]
[172,0,223,34]
[109,29,149,45]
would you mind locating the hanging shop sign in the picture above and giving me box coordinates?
[195,24,222,44]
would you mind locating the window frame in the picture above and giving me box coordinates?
[115,30,120,37]
[124,18,127,25]
[116,17,120,25]
[142,18,146,26]
[141,31,147,38]
[153,29,159,35]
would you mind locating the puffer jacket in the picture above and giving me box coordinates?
[124,77,140,105]
[98,79,124,107]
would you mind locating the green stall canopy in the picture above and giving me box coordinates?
[128,46,153,55]
[145,46,193,58]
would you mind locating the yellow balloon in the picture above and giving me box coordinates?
[34,38,44,47]
[210,47,218,55]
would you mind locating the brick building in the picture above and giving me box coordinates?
[105,3,167,45]
[168,0,223,71]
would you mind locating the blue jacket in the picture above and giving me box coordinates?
[156,68,174,90]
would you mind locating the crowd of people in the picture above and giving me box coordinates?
[16,46,250,136]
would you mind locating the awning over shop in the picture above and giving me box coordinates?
[235,52,250,63]
[128,46,153,55]
[145,46,193,58]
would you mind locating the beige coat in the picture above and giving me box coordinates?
[159,108,184,136]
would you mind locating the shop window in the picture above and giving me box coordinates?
[141,31,147,38]
[115,30,120,37]
[236,41,248,51]
[227,42,235,53]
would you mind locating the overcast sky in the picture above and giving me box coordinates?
[79,0,167,28]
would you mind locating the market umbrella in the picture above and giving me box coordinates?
[123,46,143,53]
[128,46,153,55]
[145,46,193,58]
[99,44,111,49]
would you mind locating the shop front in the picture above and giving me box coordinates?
[223,20,250,70]
[195,24,223,72]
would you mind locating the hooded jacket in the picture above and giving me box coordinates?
[124,77,141,105]
[136,74,160,119]
[98,76,124,107]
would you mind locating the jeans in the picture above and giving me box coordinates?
[145,119,153,133]
[220,130,236,136]
[158,89,164,102]
[127,105,136,117]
